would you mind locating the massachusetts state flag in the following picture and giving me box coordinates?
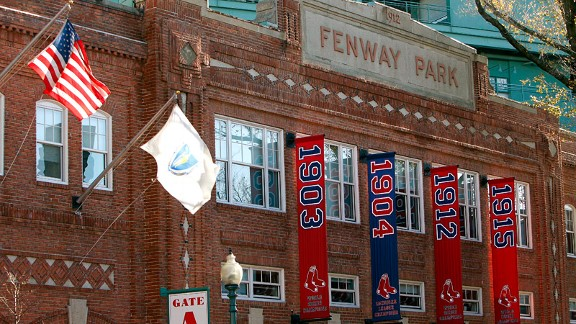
[28,20,110,120]
[141,104,219,214]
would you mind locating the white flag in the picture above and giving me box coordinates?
[141,104,219,214]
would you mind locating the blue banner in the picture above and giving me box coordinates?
[367,152,401,321]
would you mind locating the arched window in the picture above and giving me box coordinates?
[36,100,67,183]
[82,111,112,190]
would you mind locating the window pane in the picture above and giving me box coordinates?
[395,159,406,192]
[36,144,62,179]
[231,164,263,206]
[568,233,575,254]
[267,131,279,169]
[468,207,478,239]
[401,296,420,308]
[519,216,528,246]
[458,172,465,204]
[467,174,476,205]
[253,284,279,298]
[342,147,353,183]
[332,291,354,304]
[216,161,228,201]
[396,195,407,228]
[409,161,418,195]
[215,119,228,160]
[325,144,339,181]
[410,196,420,230]
[344,184,355,221]
[268,170,280,208]
[82,151,106,185]
[326,181,340,217]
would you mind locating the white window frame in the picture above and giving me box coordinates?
[82,111,112,190]
[395,156,424,233]
[489,76,510,98]
[515,181,532,249]
[569,298,576,323]
[462,286,482,316]
[36,100,68,184]
[214,116,285,211]
[324,140,359,223]
[458,170,481,241]
[221,265,285,302]
[399,280,425,312]
[519,291,533,319]
[328,274,359,308]
[567,205,576,257]
[0,93,4,176]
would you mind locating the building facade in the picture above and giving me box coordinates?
[0,0,574,323]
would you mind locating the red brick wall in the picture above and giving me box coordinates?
[0,0,571,323]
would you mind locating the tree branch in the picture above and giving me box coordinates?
[475,0,572,90]
[481,0,576,56]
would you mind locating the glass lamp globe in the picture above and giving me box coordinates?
[221,251,243,285]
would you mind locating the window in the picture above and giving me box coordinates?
[82,112,111,189]
[399,280,424,311]
[36,101,67,183]
[215,117,284,211]
[519,292,533,318]
[329,274,359,307]
[569,298,576,323]
[221,265,284,301]
[462,286,482,315]
[515,182,531,248]
[567,205,576,256]
[458,171,480,240]
[395,156,423,232]
[325,141,358,222]
[489,77,510,98]
[207,0,278,28]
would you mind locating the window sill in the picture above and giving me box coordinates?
[216,201,285,215]
[37,179,68,188]
[330,304,360,309]
[400,307,425,313]
[222,296,285,303]
[397,228,425,235]
[327,217,360,225]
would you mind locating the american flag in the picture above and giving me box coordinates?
[28,20,110,120]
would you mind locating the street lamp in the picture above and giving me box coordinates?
[221,249,243,324]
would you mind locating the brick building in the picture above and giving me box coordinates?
[0,0,574,323]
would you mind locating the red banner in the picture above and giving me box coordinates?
[489,178,520,323]
[431,166,464,323]
[296,135,330,320]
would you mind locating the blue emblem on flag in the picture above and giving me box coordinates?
[169,143,198,175]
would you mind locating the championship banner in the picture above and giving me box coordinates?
[367,152,401,321]
[296,135,330,320]
[431,166,464,323]
[489,178,521,323]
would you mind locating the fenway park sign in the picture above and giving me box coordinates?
[301,0,476,109]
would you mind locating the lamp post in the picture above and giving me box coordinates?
[221,249,243,324]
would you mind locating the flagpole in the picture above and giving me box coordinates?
[75,92,179,206]
[0,1,73,87]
